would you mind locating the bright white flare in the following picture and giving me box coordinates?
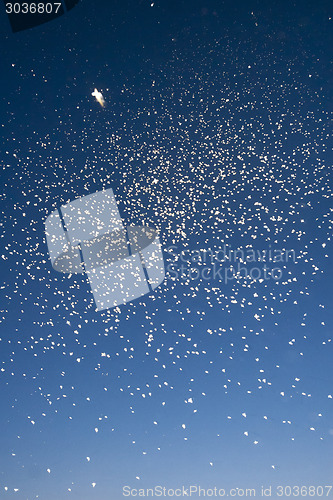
[92,88,105,107]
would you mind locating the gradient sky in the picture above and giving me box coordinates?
[0,0,332,498]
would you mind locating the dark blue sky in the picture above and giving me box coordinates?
[0,0,332,498]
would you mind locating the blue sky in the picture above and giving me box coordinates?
[0,0,332,498]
